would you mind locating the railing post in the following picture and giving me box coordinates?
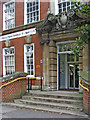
[41,76,42,91]
[28,77,30,93]
[30,79,32,90]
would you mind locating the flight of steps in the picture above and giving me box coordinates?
[2,91,88,117]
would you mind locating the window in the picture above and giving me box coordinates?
[24,44,34,77]
[3,47,15,76]
[58,43,79,62]
[24,0,40,24]
[58,0,74,13]
[3,0,15,30]
[58,43,75,52]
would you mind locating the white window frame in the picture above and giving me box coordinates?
[24,43,35,77]
[3,46,15,77]
[24,0,40,25]
[3,0,15,30]
[58,0,74,13]
[55,0,74,15]
[55,0,59,15]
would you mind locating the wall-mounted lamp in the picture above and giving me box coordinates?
[5,39,11,47]
[25,35,32,44]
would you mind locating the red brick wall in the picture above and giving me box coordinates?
[1,76,43,102]
[15,1,24,27]
[1,0,48,79]
[2,32,43,77]
[40,1,50,20]
[15,1,50,27]
[83,82,90,115]
[34,33,43,77]
[2,77,27,102]
[1,1,49,29]
[12,37,25,72]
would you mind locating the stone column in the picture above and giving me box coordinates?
[88,40,90,85]
[83,44,88,71]
[43,43,50,89]
[49,40,57,90]
[88,40,90,71]
[79,45,89,93]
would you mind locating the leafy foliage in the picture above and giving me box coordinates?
[72,1,90,54]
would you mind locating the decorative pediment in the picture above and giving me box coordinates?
[37,9,85,36]
[36,13,55,35]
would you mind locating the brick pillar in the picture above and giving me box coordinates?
[49,40,57,90]
[83,82,90,115]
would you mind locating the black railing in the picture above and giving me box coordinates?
[27,77,43,93]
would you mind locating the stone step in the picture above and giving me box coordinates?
[22,96,83,105]
[18,99,83,111]
[2,102,88,118]
[26,91,83,100]
[28,90,82,96]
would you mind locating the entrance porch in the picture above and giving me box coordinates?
[42,39,81,91]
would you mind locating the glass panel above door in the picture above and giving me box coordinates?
[58,43,75,52]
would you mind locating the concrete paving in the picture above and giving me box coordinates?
[0,105,89,120]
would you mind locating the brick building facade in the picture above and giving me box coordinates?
[0,0,89,90]
[0,0,90,115]
[0,0,49,78]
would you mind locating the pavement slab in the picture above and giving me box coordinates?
[0,105,89,120]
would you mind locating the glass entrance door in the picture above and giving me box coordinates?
[57,43,80,90]
[58,54,66,90]
[68,64,79,89]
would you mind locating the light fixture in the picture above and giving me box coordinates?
[5,39,11,47]
[25,35,32,44]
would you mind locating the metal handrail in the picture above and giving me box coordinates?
[79,80,89,92]
[0,77,28,89]
[0,76,41,89]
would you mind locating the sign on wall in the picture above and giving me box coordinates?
[0,28,36,41]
